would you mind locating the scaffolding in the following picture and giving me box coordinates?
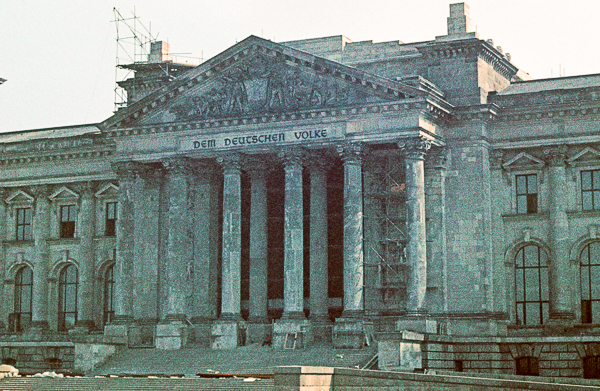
[364,152,409,310]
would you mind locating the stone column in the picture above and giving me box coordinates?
[545,146,574,323]
[105,162,137,340]
[212,154,243,349]
[30,185,51,332]
[280,148,305,320]
[308,160,330,322]
[76,181,96,331]
[337,143,364,317]
[399,137,431,313]
[156,157,193,350]
[247,165,268,324]
[0,189,6,331]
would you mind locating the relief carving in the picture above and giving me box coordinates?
[169,54,368,121]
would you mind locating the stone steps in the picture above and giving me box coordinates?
[0,376,273,391]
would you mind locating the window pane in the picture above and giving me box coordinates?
[516,270,524,301]
[591,242,600,265]
[516,303,524,324]
[528,175,537,193]
[592,266,600,300]
[525,268,540,301]
[22,268,32,284]
[542,302,549,324]
[517,175,527,194]
[516,248,524,267]
[524,246,538,267]
[517,195,527,214]
[540,268,549,301]
[527,194,538,214]
[539,248,547,266]
[526,303,541,325]
[583,192,594,210]
[22,288,31,312]
[582,267,590,299]
[593,301,600,324]
[582,171,592,190]
[595,191,600,209]
[65,313,76,329]
[594,170,600,190]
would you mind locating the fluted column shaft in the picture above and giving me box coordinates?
[399,137,431,312]
[77,182,96,328]
[338,143,364,317]
[113,162,137,323]
[309,162,329,321]
[281,149,305,319]
[545,147,574,320]
[248,167,269,323]
[218,154,242,319]
[163,158,193,320]
[31,185,51,328]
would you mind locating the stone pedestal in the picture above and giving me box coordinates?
[395,315,437,334]
[273,319,311,349]
[332,318,373,349]
[103,323,129,344]
[155,321,189,350]
[211,320,240,349]
[378,331,424,372]
[246,322,271,345]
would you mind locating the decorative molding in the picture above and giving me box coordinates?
[336,142,363,165]
[49,185,80,201]
[5,189,35,204]
[567,146,600,167]
[543,145,568,167]
[501,151,545,170]
[94,183,119,198]
[398,137,432,160]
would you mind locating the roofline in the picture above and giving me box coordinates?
[509,72,600,85]
[0,123,100,136]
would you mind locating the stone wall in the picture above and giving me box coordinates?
[0,342,74,373]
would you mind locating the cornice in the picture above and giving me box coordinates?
[495,103,600,123]
[0,145,114,167]
[103,98,451,138]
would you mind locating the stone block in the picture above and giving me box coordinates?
[273,319,310,349]
[155,322,189,350]
[211,320,239,349]
[246,322,271,345]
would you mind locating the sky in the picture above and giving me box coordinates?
[1,0,598,133]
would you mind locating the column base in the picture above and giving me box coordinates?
[247,317,271,346]
[273,318,311,349]
[309,315,332,345]
[545,311,576,334]
[155,319,189,350]
[395,313,437,334]
[73,320,96,334]
[333,317,373,349]
[211,318,242,349]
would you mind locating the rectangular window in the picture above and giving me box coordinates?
[60,205,76,238]
[516,174,538,214]
[16,208,32,241]
[582,170,600,210]
[105,202,117,237]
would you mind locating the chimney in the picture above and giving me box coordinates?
[447,3,475,36]
[148,41,172,63]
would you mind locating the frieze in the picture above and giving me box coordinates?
[168,54,380,122]
[3,137,95,153]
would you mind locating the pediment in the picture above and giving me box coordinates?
[104,36,425,128]
[567,147,600,166]
[5,190,34,204]
[95,183,119,198]
[49,186,79,200]
[502,152,545,170]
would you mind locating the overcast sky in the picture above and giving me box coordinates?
[1,0,598,133]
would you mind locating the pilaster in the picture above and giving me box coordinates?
[75,181,96,332]
[544,146,575,325]
[30,185,51,332]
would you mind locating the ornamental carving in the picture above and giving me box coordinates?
[543,145,568,167]
[216,153,242,173]
[398,137,432,159]
[169,54,375,121]
[162,157,193,176]
[278,147,305,169]
[336,142,363,165]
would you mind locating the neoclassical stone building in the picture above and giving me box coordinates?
[1,3,600,378]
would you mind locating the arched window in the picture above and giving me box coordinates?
[581,241,600,323]
[58,264,78,331]
[13,266,33,332]
[515,245,549,325]
[103,264,115,325]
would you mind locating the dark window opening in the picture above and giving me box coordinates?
[60,205,76,238]
[516,356,539,376]
[46,357,63,370]
[58,264,78,331]
[454,360,464,372]
[105,202,117,237]
[16,208,32,241]
[516,174,538,214]
[515,245,549,325]
[103,263,115,325]
[582,170,600,211]
[12,266,32,332]
[581,241,600,324]
[583,356,600,379]
[1,358,16,366]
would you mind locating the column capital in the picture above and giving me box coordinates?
[138,165,165,187]
[30,184,51,199]
[73,181,97,196]
[278,147,305,169]
[336,142,363,165]
[216,153,242,173]
[544,145,568,167]
[425,147,448,170]
[162,157,194,176]
[398,137,432,160]
[489,149,505,169]
[244,155,276,178]
[305,153,336,174]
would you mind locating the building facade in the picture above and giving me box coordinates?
[1,3,600,378]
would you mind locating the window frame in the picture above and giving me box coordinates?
[105,201,117,237]
[581,169,600,211]
[15,207,32,241]
[13,266,33,332]
[59,204,77,239]
[515,173,538,214]
[581,241,600,324]
[103,263,115,325]
[515,244,549,325]
[58,264,78,331]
